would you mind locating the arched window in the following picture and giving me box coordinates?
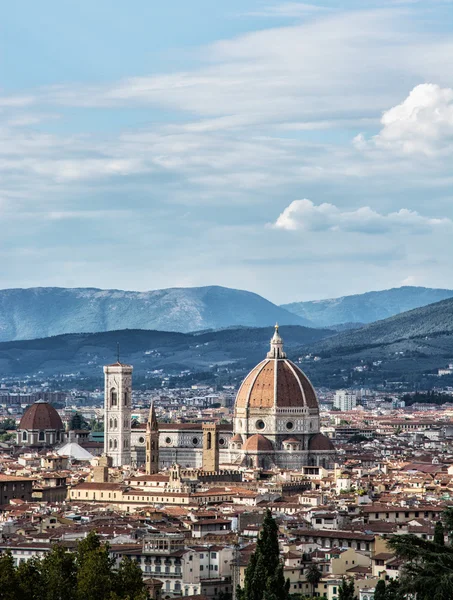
[109,439,112,449]
[114,439,118,449]
[110,388,117,407]
[114,418,118,429]
[22,431,27,441]
[123,392,128,406]
[109,418,113,429]
[207,432,212,450]
[39,431,45,441]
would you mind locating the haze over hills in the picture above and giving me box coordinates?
[0,325,332,377]
[2,297,453,389]
[304,297,453,388]
[282,286,453,328]
[0,286,309,342]
[311,296,453,354]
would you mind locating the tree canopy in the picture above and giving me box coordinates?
[388,506,453,600]
[69,412,90,431]
[0,531,148,600]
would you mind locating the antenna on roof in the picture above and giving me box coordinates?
[117,342,120,364]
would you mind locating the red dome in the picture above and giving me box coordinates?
[243,434,274,452]
[235,325,318,412]
[19,401,64,431]
[235,359,318,410]
[308,433,335,452]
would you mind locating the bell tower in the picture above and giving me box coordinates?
[104,361,132,467]
[202,423,219,472]
[146,402,159,475]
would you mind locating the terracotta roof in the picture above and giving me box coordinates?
[230,434,243,443]
[243,434,274,452]
[19,402,64,431]
[235,359,318,410]
[308,433,335,452]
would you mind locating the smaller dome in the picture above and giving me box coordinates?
[230,434,243,443]
[243,434,274,452]
[283,437,300,444]
[308,433,335,452]
[19,402,64,431]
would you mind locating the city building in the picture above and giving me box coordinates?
[16,400,66,447]
[104,326,336,470]
[334,390,357,411]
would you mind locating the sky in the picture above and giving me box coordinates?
[2,0,453,303]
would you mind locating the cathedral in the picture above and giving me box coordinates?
[104,326,335,471]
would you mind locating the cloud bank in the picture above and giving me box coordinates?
[273,199,452,234]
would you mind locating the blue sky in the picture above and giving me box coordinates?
[2,0,453,303]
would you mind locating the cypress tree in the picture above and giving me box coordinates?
[373,579,386,600]
[238,510,289,600]
[338,577,357,600]
[434,521,445,546]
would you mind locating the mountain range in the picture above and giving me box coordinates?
[281,286,453,327]
[305,297,453,388]
[0,325,332,377]
[0,285,452,343]
[2,296,453,389]
[0,286,309,342]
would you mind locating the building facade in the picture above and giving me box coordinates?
[334,390,357,411]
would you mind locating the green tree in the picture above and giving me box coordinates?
[0,551,19,600]
[238,510,290,600]
[338,577,357,600]
[442,506,453,544]
[116,556,147,600]
[385,579,400,600]
[305,563,322,597]
[41,545,77,600]
[76,532,115,600]
[70,412,89,430]
[388,532,453,600]
[0,418,16,431]
[90,418,104,432]
[434,521,445,546]
[373,579,386,600]
[17,557,43,600]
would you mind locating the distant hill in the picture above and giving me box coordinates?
[301,297,453,388]
[281,286,453,327]
[0,325,333,376]
[312,297,453,353]
[0,286,310,342]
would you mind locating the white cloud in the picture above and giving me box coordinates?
[273,199,452,234]
[355,83,453,154]
[34,9,453,133]
[401,275,422,285]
